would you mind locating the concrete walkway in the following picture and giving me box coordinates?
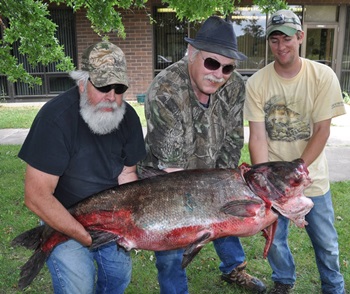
[0,104,349,182]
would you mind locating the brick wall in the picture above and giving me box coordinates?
[75,7,153,102]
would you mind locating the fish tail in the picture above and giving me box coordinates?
[11,226,45,250]
[17,249,48,290]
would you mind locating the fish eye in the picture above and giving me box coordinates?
[290,173,302,186]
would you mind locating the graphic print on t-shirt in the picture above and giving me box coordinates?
[264,96,310,142]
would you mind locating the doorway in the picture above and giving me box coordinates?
[302,25,338,70]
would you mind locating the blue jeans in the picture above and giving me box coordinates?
[268,190,345,294]
[155,236,245,294]
[46,240,131,294]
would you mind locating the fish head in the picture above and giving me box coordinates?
[241,158,313,228]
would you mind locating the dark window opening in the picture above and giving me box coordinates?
[1,8,76,101]
[153,7,188,76]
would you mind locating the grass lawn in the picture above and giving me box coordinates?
[1,144,349,293]
[0,102,146,129]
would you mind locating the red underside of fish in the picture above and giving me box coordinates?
[43,207,278,258]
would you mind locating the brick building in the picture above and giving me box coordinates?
[1,0,350,102]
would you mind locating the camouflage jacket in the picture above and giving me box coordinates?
[142,56,245,170]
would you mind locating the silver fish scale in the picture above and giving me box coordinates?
[132,170,262,230]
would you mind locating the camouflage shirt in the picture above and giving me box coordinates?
[142,56,245,170]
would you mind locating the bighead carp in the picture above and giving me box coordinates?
[12,159,313,290]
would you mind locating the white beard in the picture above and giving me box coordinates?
[79,90,126,135]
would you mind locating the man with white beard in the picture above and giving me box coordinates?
[18,41,146,294]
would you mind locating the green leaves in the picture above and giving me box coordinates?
[253,0,288,14]
[0,0,74,85]
[54,0,147,36]
[163,0,237,21]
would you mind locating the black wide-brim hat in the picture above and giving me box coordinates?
[185,16,247,61]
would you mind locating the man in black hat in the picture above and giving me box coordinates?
[140,16,266,293]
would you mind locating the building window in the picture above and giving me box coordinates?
[153,7,188,76]
[1,8,76,100]
[0,18,9,98]
[231,6,267,76]
[341,6,350,93]
[304,5,337,22]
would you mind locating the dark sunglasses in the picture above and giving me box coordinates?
[200,52,236,75]
[271,14,301,26]
[88,78,128,94]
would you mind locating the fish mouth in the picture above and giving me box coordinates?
[270,197,314,227]
[241,159,313,227]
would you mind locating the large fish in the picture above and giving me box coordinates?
[12,159,313,290]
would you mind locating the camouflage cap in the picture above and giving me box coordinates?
[266,10,302,37]
[81,41,129,88]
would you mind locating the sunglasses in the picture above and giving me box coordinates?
[88,78,128,94]
[200,52,236,75]
[271,14,301,26]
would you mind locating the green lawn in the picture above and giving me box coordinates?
[1,144,349,293]
[0,102,146,129]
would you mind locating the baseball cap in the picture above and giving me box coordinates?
[184,16,247,60]
[266,9,302,37]
[81,41,129,88]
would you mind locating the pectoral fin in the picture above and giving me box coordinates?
[89,230,120,250]
[182,232,211,268]
[220,199,263,217]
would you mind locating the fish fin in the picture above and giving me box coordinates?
[89,230,120,250]
[181,232,211,268]
[220,199,262,217]
[137,165,167,179]
[261,221,278,258]
[17,249,48,290]
[11,226,45,250]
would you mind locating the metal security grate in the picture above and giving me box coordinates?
[153,7,188,76]
[4,8,77,100]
